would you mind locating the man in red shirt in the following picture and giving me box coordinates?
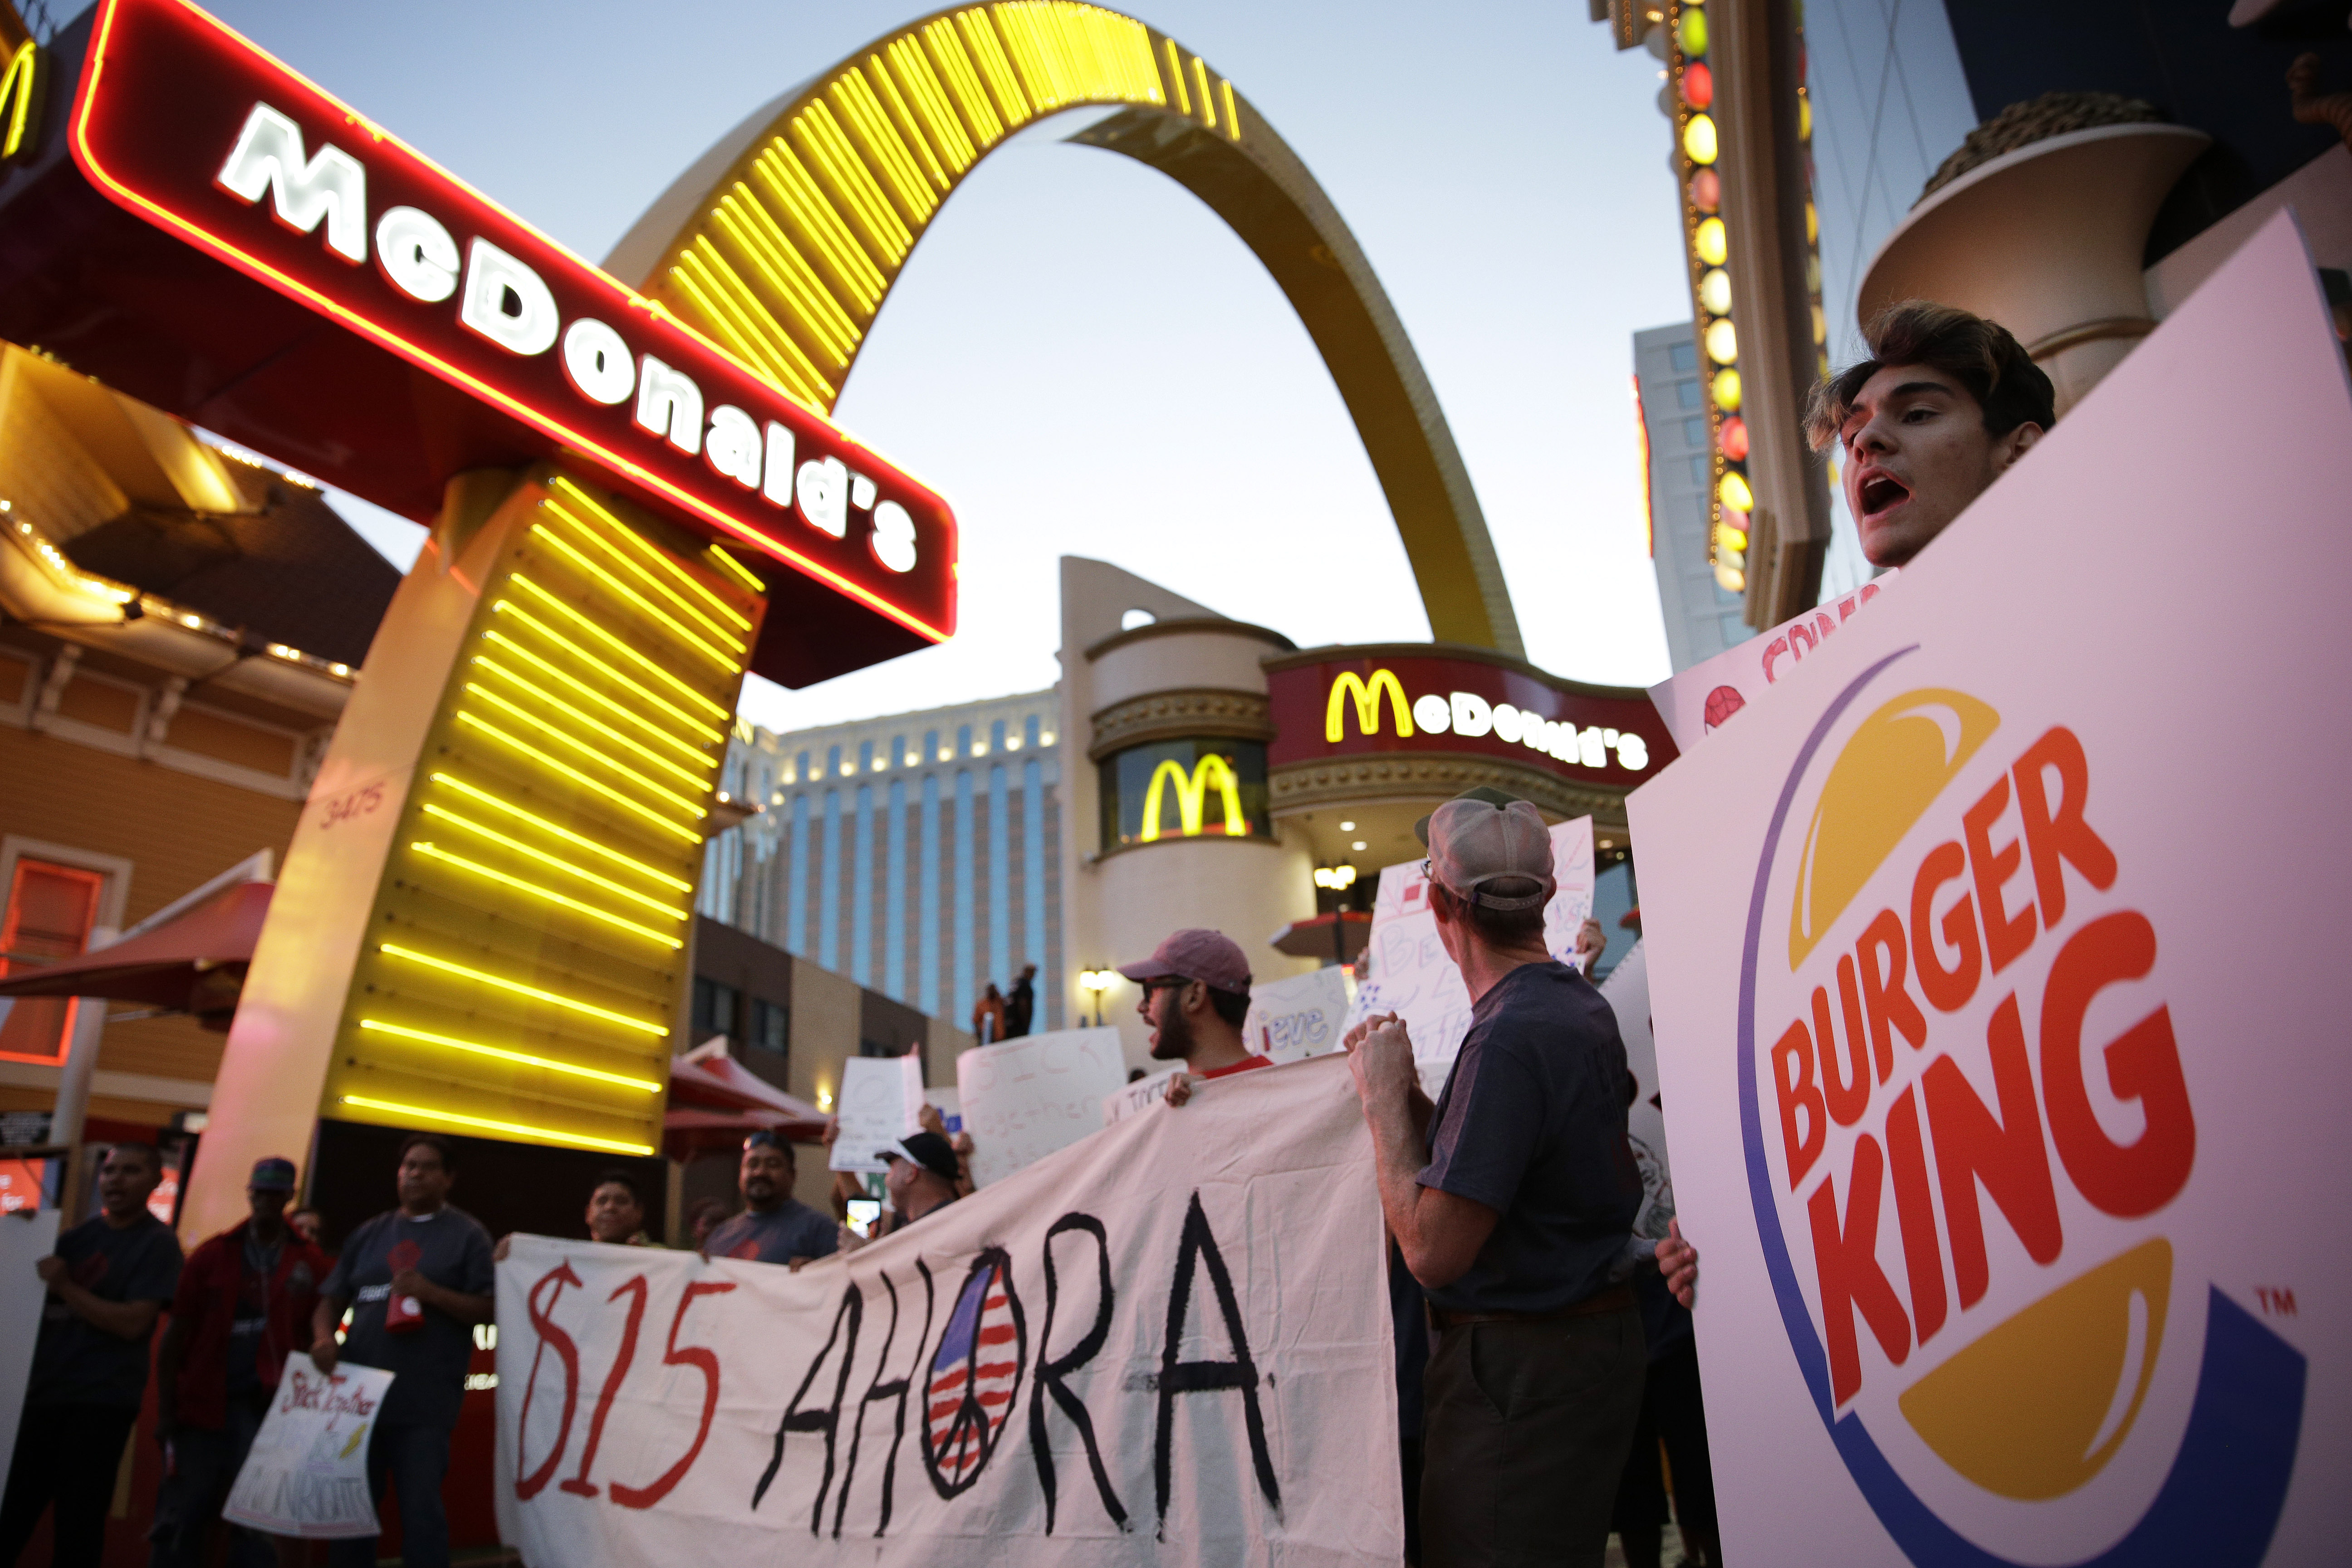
[151,1156,330,1568]
[1118,929,1270,1107]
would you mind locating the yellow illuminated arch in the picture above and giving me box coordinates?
[1138,753,1246,841]
[606,2,1522,655]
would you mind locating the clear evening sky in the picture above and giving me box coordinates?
[182,0,1694,728]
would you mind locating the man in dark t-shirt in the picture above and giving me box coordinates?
[1,1143,183,1566]
[702,1131,836,1266]
[1348,790,1651,1568]
[309,1134,493,1568]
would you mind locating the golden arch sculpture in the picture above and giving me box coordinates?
[604,1,1524,656]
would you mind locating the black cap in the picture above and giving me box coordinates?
[878,1130,960,1185]
[1414,784,1528,846]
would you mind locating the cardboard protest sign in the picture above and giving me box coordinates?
[1241,967,1352,1064]
[223,1362,397,1539]
[1346,818,1597,1095]
[494,1055,1397,1567]
[956,1027,1127,1186]
[0,1207,59,1494]
[1648,572,1896,753]
[1102,1069,1178,1128]
[829,1055,925,1173]
[1626,215,2348,1567]
[1598,940,1673,1245]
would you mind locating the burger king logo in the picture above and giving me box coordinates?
[1738,648,2306,1566]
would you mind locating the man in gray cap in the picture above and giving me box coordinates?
[1348,789,1663,1568]
[1117,927,1267,1107]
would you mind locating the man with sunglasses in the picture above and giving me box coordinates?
[702,1131,836,1268]
[1117,928,1268,1107]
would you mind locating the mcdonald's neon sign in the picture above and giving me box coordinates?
[1138,754,1248,842]
[0,40,41,162]
[1326,668,1414,743]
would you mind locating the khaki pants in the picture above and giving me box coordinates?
[1420,1308,1647,1568]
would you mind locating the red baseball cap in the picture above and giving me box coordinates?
[1117,928,1252,996]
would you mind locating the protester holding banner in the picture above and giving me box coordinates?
[703,1130,836,1266]
[1346,792,1646,1568]
[0,1144,183,1568]
[308,1134,494,1568]
[1804,300,2053,568]
[150,1155,330,1568]
[1117,928,1268,1107]
[835,1132,963,1255]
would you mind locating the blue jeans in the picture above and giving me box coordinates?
[147,1396,277,1568]
[326,1422,450,1568]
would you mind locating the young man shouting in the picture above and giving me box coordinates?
[1808,301,2056,567]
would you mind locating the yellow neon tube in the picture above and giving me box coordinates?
[506,576,730,720]
[426,773,692,891]
[471,656,717,792]
[922,20,1004,145]
[1164,38,1190,114]
[378,943,671,1037]
[461,685,709,815]
[543,479,756,640]
[887,37,975,172]
[873,45,958,183]
[529,519,740,665]
[957,9,1031,125]
[1193,56,1215,130]
[485,604,723,741]
[714,194,858,361]
[680,243,833,401]
[794,103,912,261]
[1221,78,1240,140]
[754,142,886,309]
[340,1095,653,1156]
[477,632,712,766]
[358,1019,661,1092]
[452,710,706,844]
[833,69,936,219]
[671,252,823,405]
[410,841,684,949]
[705,546,767,594]
[420,804,688,920]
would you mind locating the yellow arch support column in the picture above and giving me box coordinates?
[604,2,1523,657]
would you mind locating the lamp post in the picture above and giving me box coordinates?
[1078,970,1115,1028]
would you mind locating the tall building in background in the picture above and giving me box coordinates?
[699,691,1067,1037]
[1636,323,1752,671]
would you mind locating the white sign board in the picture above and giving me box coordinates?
[1648,572,1896,753]
[493,1055,1396,1567]
[1241,967,1352,1064]
[1346,818,1598,1096]
[829,1055,926,1173]
[1626,215,2348,1568]
[0,1208,60,1495]
[1101,1069,1178,1128]
[1598,941,1673,1245]
[956,1027,1128,1186]
[222,1362,397,1539]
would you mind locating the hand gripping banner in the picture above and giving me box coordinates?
[492,1054,1401,1566]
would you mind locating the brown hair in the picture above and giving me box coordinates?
[1804,301,2055,452]
[1428,878,1547,949]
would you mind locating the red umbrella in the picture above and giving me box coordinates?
[0,881,271,1028]
[1267,911,1372,965]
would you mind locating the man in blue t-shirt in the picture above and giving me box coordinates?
[1349,790,1675,1568]
[0,1142,183,1566]
[309,1134,493,1568]
[702,1131,835,1266]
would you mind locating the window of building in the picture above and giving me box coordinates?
[1668,341,1697,372]
[748,997,789,1055]
[925,729,941,763]
[826,744,842,778]
[0,858,104,1062]
[956,724,972,758]
[1098,739,1272,850]
[691,976,740,1044]
[1689,454,1710,487]
[1682,416,1706,447]
[1024,714,1041,750]
[859,739,874,773]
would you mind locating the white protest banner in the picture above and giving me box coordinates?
[1627,214,2348,1567]
[1647,571,1896,753]
[0,1207,59,1493]
[1241,967,1352,1064]
[493,1055,1397,1567]
[1597,940,1673,1245]
[222,1362,397,1538]
[956,1027,1128,1186]
[830,1055,925,1173]
[1102,1069,1178,1128]
[1346,818,1597,1095]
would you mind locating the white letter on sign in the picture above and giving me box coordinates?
[374,206,457,301]
[1450,692,1493,738]
[634,357,703,455]
[797,456,847,538]
[706,406,762,489]
[761,423,795,508]
[560,318,634,405]
[458,239,558,356]
[216,103,367,263]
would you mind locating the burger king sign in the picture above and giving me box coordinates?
[1630,215,2346,1567]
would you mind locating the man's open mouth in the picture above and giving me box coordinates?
[1858,470,1910,516]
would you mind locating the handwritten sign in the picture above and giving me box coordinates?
[1597,940,1672,1243]
[1102,1068,1179,1128]
[828,1056,924,1173]
[956,1027,1127,1186]
[1646,572,1896,753]
[1241,968,1352,1064]
[223,1362,397,1539]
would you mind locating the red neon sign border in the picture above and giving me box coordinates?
[67,0,956,645]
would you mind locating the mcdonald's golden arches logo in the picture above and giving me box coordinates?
[1325,668,1413,743]
[0,40,42,162]
[1138,754,1247,842]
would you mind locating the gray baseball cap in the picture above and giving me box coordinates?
[1425,794,1556,911]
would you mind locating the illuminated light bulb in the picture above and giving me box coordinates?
[1799,95,1812,141]
[1720,470,1755,513]
[1352,840,1368,852]
[1720,416,1750,461]
[1806,253,1823,293]
[1688,168,1720,214]
[1712,367,1743,411]
[1705,318,1739,365]
[1695,216,1727,266]
[1682,113,1717,167]
[1340,821,1356,832]
[1699,267,1732,317]
[1715,561,1746,592]
[1681,61,1713,109]
[1806,201,1820,244]
[1678,8,1708,56]
[1813,303,1828,346]
[1716,519,1749,553]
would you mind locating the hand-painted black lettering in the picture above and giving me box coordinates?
[753,1284,862,1532]
[830,1263,936,1539]
[1029,1214,1128,1533]
[920,1247,1028,1498]
[1154,1191,1279,1539]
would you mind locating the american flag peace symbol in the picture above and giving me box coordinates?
[921,1249,1026,1496]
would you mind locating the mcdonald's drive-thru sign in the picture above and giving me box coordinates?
[1264,646,1675,789]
